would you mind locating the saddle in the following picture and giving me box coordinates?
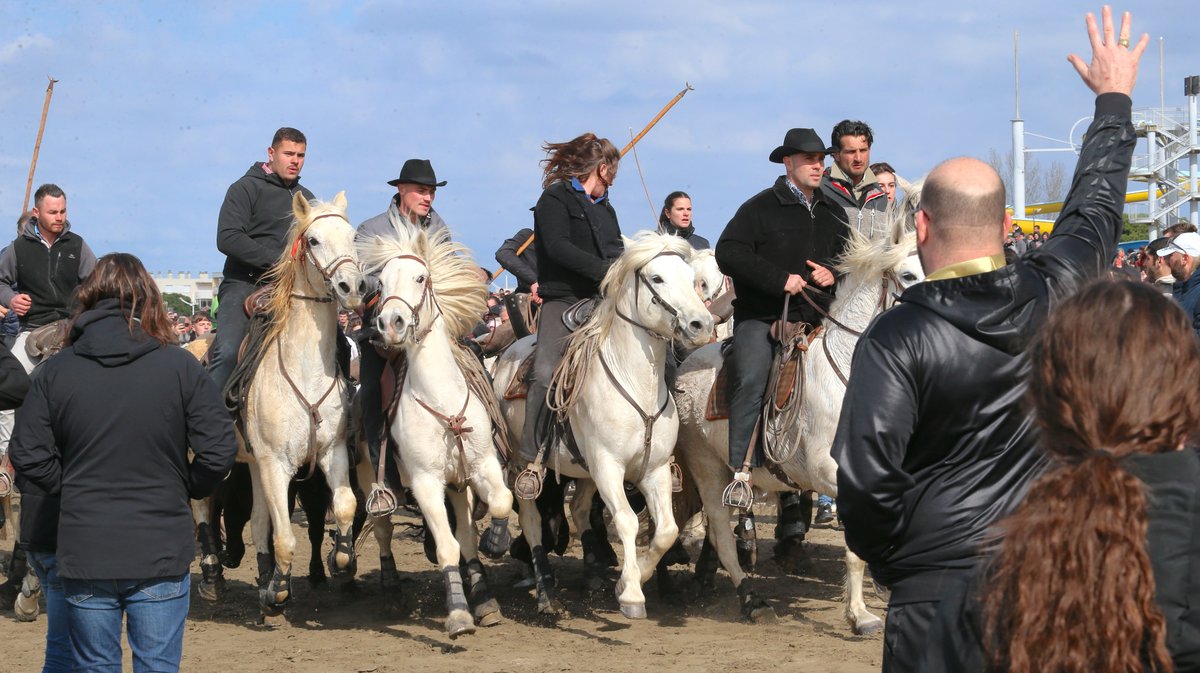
[705,325,822,421]
[23,319,68,362]
[222,294,275,421]
[503,348,536,400]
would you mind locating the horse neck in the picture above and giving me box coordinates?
[404,318,468,401]
[830,267,887,333]
[278,263,338,365]
[595,293,668,403]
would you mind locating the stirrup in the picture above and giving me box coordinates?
[669,459,684,493]
[365,484,398,518]
[0,470,12,498]
[722,471,755,511]
[513,465,544,501]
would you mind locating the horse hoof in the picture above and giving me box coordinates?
[853,615,885,636]
[220,547,245,569]
[258,587,290,610]
[447,613,477,639]
[537,596,561,615]
[197,578,225,602]
[259,610,287,628]
[749,605,778,624]
[474,600,503,628]
[14,593,40,622]
[620,602,647,619]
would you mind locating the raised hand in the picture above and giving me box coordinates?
[1066,6,1148,97]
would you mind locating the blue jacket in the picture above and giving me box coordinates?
[1173,268,1200,337]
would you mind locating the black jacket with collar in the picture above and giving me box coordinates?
[715,176,848,324]
[495,227,538,292]
[10,299,237,579]
[920,448,1200,672]
[660,223,711,250]
[533,180,623,302]
[831,93,1137,602]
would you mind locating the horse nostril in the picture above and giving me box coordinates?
[689,320,704,333]
[337,281,351,294]
[357,280,366,294]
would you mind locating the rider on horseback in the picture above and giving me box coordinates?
[515,133,623,497]
[714,127,848,545]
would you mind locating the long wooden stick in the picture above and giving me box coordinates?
[22,77,58,227]
[493,82,694,281]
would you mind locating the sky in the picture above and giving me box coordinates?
[1,1,1196,282]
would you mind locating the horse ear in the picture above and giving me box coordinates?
[292,191,311,221]
[331,190,348,210]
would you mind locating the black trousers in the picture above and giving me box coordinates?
[517,298,572,463]
[727,318,774,469]
[883,601,939,673]
[207,279,257,393]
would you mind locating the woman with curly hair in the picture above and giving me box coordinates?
[923,279,1200,672]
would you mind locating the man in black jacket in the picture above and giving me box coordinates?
[208,127,314,395]
[715,128,848,510]
[495,226,539,338]
[832,9,1146,670]
[820,121,888,237]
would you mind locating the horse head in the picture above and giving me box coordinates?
[359,228,486,348]
[689,248,727,302]
[291,191,365,310]
[604,232,714,350]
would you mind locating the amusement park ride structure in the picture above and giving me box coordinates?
[1010,33,1198,238]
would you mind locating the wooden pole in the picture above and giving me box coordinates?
[493,82,694,280]
[22,76,58,228]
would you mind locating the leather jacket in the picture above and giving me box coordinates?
[831,93,1137,603]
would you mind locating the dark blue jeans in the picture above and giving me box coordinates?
[63,574,190,673]
[27,552,72,673]
[727,319,774,469]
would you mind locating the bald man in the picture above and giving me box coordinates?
[831,8,1147,672]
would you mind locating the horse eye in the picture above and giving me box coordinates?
[307,237,319,246]
[416,275,426,284]
[651,275,664,284]
[902,272,918,282]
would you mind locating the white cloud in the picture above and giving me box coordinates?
[0,33,53,63]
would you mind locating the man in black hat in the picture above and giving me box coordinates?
[714,128,849,548]
[355,159,452,506]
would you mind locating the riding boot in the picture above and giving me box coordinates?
[358,336,397,517]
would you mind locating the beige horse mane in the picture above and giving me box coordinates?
[549,231,694,412]
[836,179,922,278]
[356,226,487,340]
[260,197,345,345]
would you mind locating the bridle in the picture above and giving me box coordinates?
[290,212,359,303]
[376,254,437,344]
[614,250,689,341]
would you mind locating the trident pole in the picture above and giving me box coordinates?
[494,83,695,277]
[22,77,59,227]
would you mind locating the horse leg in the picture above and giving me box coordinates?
[355,446,401,607]
[320,446,358,582]
[569,480,606,592]
[844,548,884,635]
[635,466,679,583]
[472,451,514,560]
[294,474,329,587]
[192,496,225,601]
[410,476,474,638]
[449,488,501,627]
[251,458,298,620]
[591,461,647,619]
[516,483,558,614]
[220,463,253,570]
[698,485,775,623]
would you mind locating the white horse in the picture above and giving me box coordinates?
[690,248,733,341]
[356,226,514,639]
[672,194,924,633]
[493,231,714,618]
[245,191,365,621]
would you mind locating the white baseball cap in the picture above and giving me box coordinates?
[1157,231,1200,257]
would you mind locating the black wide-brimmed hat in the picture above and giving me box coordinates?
[768,128,832,163]
[387,158,447,187]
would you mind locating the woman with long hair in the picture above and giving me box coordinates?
[514,132,623,496]
[657,191,710,250]
[10,253,236,673]
[923,280,1200,672]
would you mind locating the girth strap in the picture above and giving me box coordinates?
[413,392,474,491]
[597,351,669,482]
[276,344,343,481]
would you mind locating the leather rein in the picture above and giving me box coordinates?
[278,210,356,480]
[798,268,906,387]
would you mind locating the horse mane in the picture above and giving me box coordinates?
[356,225,487,340]
[836,179,923,278]
[549,231,694,413]
[260,197,340,345]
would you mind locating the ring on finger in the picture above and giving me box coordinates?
[1118,37,1130,48]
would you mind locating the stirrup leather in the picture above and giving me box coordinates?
[722,471,755,511]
